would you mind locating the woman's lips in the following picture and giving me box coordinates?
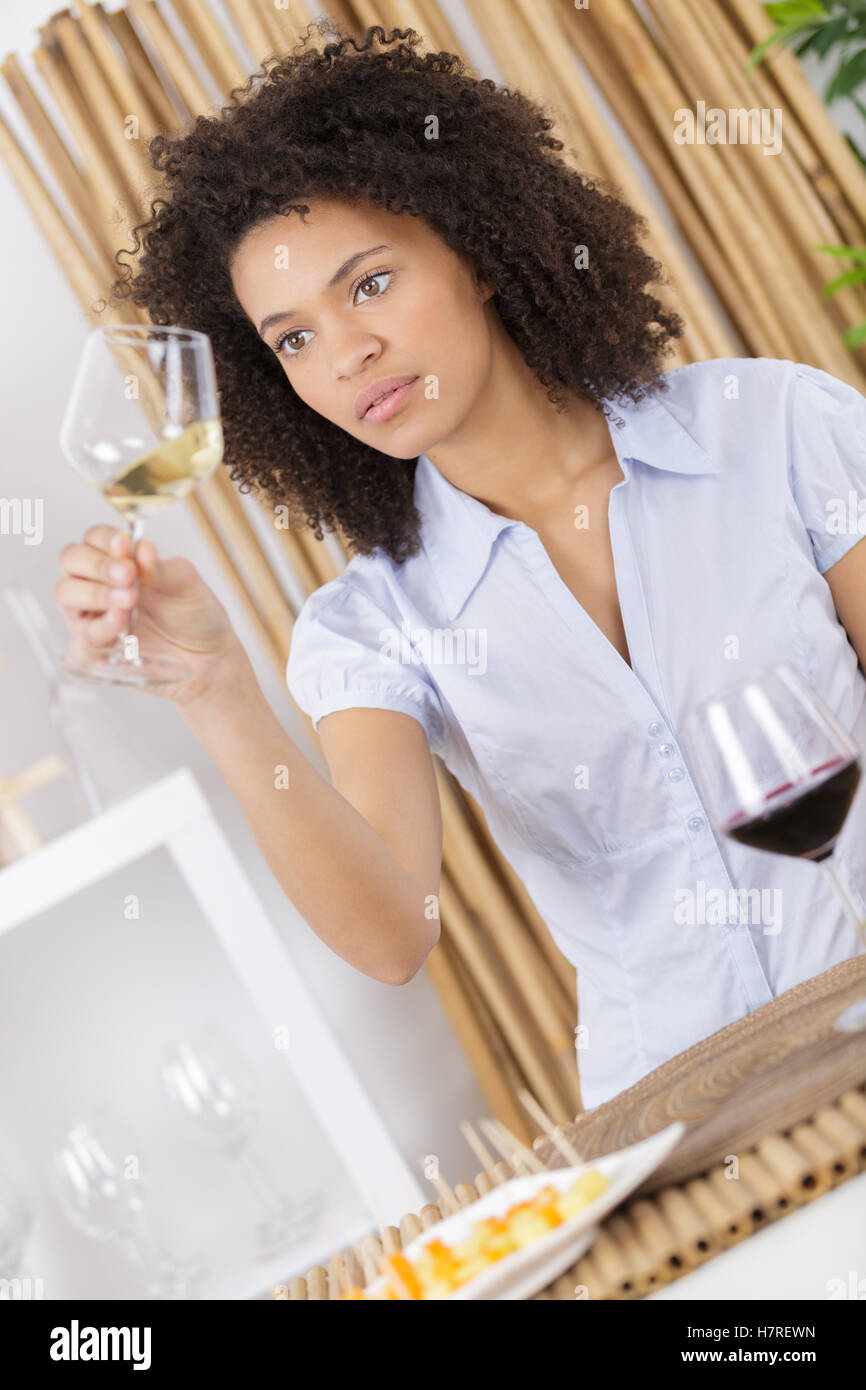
[363,376,419,423]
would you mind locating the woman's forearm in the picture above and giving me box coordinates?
[176,640,435,984]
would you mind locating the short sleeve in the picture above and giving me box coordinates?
[789,361,866,574]
[286,579,447,748]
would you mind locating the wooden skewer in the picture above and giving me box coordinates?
[480,1117,548,1175]
[416,1152,460,1216]
[459,1119,509,1185]
[518,1087,584,1166]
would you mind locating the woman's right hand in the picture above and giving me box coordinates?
[54,523,242,705]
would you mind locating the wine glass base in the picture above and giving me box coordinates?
[254,1192,324,1258]
[61,649,190,690]
[833,997,866,1033]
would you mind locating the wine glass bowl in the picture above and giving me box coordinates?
[682,661,866,1033]
[48,1110,206,1298]
[58,324,223,689]
[158,1026,324,1257]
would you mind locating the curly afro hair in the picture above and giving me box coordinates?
[107,17,684,567]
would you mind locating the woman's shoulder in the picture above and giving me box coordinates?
[656,354,793,401]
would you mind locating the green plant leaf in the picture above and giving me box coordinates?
[746,19,826,70]
[814,14,852,56]
[825,46,866,101]
[811,242,866,261]
[820,267,866,296]
[765,0,828,18]
[843,319,866,347]
[793,29,822,54]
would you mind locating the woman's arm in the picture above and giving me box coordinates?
[824,535,866,673]
[178,638,441,984]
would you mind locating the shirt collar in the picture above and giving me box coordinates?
[415,385,719,620]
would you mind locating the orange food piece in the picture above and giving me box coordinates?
[381,1251,424,1300]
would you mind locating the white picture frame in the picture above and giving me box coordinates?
[0,766,426,1283]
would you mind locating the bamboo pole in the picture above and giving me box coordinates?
[220,0,283,66]
[274,527,330,594]
[0,53,118,265]
[126,0,215,118]
[32,35,134,237]
[685,0,865,250]
[437,872,572,1122]
[573,0,798,360]
[171,0,250,96]
[49,12,151,216]
[458,783,579,1006]
[76,1,166,145]
[196,469,296,664]
[724,0,866,228]
[435,762,582,1066]
[554,6,765,356]
[647,0,866,346]
[0,107,107,312]
[99,2,182,130]
[424,932,532,1142]
[290,526,341,585]
[506,0,730,366]
[186,491,288,672]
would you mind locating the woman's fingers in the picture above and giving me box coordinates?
[53,574,139,614]
[66,604,127,650]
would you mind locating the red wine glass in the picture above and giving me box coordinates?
[682,661,866,1033]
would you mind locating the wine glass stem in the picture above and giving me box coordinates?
[818,854,866,949]
[111,517,143,665]
[240,1148,284,1215]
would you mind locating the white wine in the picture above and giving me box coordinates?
[100,418,223,521]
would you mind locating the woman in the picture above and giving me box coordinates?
[54,22,866,1110]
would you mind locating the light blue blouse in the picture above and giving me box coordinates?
[286,356,866,1110]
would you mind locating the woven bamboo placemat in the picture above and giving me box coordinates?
[273,955,866,1299]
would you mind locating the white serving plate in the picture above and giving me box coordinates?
[363,1120,687,1300]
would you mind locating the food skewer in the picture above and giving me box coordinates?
[416,1151,462,1216]
[480,1116,549,1174]
[459,1118,510,1185]
[518,1087,584,1165]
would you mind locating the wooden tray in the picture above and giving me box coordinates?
[533,954,866,1194]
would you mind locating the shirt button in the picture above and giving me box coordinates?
[658,743,675,758]
[688,815,705,831]
[667,767,685,782]
[648,721,664,737]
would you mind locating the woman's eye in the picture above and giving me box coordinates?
[274,269,393,359]
[274,329,311,358]
[353,269,392,303]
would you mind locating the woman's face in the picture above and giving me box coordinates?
[229,196,495,459]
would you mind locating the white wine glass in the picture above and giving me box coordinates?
[58,323,223,689]
[48,1110,206,1299]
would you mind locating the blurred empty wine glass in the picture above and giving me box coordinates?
[158,1025,323,1257]
[48,1109,206,1298]
[683,661,866,1034]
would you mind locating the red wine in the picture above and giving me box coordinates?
[722,757,861,860]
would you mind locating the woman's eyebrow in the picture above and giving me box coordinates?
[258,243,392,337]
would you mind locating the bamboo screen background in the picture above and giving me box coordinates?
[2,0,865,1143]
